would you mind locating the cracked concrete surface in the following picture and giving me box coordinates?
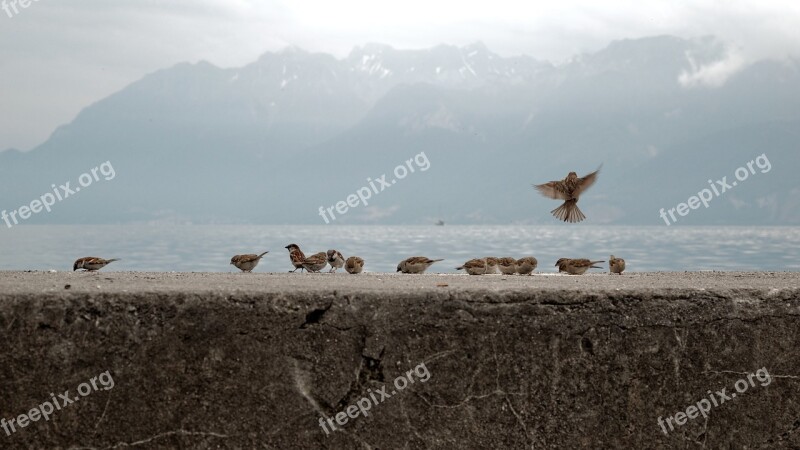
[1,271,799,448]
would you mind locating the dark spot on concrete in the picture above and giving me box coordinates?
[581,337,594,355]
[299,301,333,329]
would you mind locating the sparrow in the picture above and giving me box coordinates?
[609,255,626,275]
[456,258,487,275]
[555,258,605,275]
[230,251,268,273]
[497,257,517,275]
[396,257,443,274]
[534,167,600,223]
[483,257,499,274]
[345,256,364,274]
[516,257,538,275]
[285,243,307,273]
[327,249,345,273]
[73,257,119,272]
[302,252,328,273]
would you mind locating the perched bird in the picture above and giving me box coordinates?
[456,258,487,275]
[230,251,268,273]
[497,257,517,275]
[285,244,307,273]
[609,255,626,275]
[555,258,605,275]
[516,257,538,275]
[534,167,600,223]
[302,252,328,273]
[483,257,499,274]
[73,257,119,272]
[345,256,364,274]
[327,249,345,273]
[397,257,443,274]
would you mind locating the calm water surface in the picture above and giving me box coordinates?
[0,225,797,273]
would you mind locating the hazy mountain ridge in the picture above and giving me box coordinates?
[2,36,798,225]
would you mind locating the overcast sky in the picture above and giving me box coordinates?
[1,0,799,151]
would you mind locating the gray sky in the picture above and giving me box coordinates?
[1,0,799,151]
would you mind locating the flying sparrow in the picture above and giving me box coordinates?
[73,257,119,272]
[302,252,328,273]
[230,251,268,273]
[456,258,487,275]
[327,249,345,273]
[609,255,626,275]
[483,257,499,274]
[396,257,443,274]
[555,258,605,275]
[516,257,538,275]
[345,256,364,274]
[497,257,517,275]
[534,167,600,223]
[285,243,307,273]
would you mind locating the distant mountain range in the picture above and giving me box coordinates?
[2,35,798,226]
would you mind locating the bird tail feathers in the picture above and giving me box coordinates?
[551,200,586,223]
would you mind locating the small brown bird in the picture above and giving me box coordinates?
[285,244,306,273]
[73,257,119,272]
[230,251,268,273]
[302,252,328,273]
[534,167,600,223]
[345,256,364,274]
[555,258,605,275]
[397,257,443,274]
[327,249,345,273]
[497,257,517,275]
[516,257,538,275]
[483,257,499,274]
[609,255,626,275]
[456,258,487,275]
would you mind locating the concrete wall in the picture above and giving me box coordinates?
[1,283,800,448]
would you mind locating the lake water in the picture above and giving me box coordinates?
[0,225,798,273]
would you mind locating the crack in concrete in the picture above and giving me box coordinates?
[103,429,229,448]
[704,370,800,379]
[398,395,427,448]
[93,393,112,433]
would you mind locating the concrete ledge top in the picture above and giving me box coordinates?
[0,271,797,296]
[2,270,800,448]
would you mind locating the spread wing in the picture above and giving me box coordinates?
[534,181,570,200]
[574,168,600,196]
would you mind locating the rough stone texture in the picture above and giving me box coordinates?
[1,271,799,449]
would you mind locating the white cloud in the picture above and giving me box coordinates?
[679,49,746,88]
